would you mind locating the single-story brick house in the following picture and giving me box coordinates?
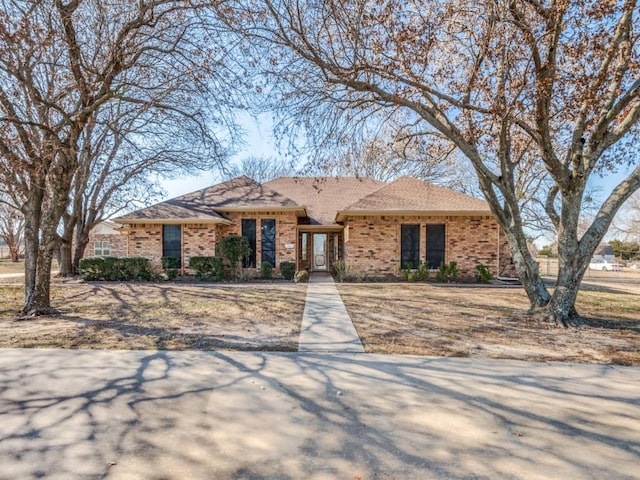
[112,175,514,278]
[87,220,127,258]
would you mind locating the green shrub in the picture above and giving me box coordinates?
[401,265,412,281]
[416,261,430,281]
[189,256,225,281]
[161,256,179,280]
[436,261,448,282]
[294,269,309,283]
[437,261,459,283]
[402,261,429,282]
[238,271,250,282]
[448,261,459,281]
[333,260,350,282]
[218,235,250,281]
[474,263,493,283]
[79,257,156,281]
[280,261,296,280]
[260,261,273,279]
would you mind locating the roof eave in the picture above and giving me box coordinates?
[113,217,233,225]
[297,224,344,231]
[216,206,307,216]
[335,210,492,222]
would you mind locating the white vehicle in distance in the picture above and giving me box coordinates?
[588,259,623,271]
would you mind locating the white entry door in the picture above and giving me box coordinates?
[313,233,328,271]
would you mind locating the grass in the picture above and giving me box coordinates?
[0,281,307,351]
[2,277,639,365]
[0,259,24,275]
[337,283,640,365]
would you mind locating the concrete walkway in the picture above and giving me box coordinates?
[0,349,639,480]
[298,273,364,353]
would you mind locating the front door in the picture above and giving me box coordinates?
[313,233,328,271]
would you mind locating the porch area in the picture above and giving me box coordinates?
[297,228,344,273]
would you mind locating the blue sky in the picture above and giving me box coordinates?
[160,116,634,208]
[160,113,279,198]
[157,112,636,249]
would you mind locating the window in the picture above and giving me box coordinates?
[261,219,276,266]
[94,241,110,256]
[301,232,308,261]
[162,225,182,268]
[426,224,446,269]
[242,219,256,268]
[401,224,420,269]
[333,233,339,261]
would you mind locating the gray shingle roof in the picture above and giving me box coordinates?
[336,176,490,219]
[115,176,300,223]
[265,176,385,225]
[115,175,490,225]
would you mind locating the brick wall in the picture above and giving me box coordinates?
[216,211,298,272]
[127,224,163,269]
[87,232,127,257]
[183,224,217,271]
[344,215,510,279]
[122,212,514,280]
[124,213,298,275]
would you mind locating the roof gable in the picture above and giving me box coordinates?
[115,176,301,223]
[337,176,490,219]
[265,176,385,225]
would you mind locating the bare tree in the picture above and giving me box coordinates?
[0,0,238,314]
[223,155,298,182]
[221,0,640,325]
[58,90,229,276]
[317,115,474,190]
[612,190,640,241]
[0,198,24,262]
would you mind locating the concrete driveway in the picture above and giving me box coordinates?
[0,349,638,479]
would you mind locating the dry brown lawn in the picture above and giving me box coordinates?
[337,283,640,365]
[0,259,25,275]
[0,281,306,351]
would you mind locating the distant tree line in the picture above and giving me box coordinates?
[609,240,640,261]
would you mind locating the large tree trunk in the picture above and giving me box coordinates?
[29,243,56,315]
[23,215,59,316]
[534,192,592,326]
[506,231,551,310]
[534,246,588,327]
[22,187,46,315]
[58,214,75,277]
[22,171,70,316]
[9,246,19,263]
[540,268,582,327]
[72,228,90,274]
[58,239,73,277]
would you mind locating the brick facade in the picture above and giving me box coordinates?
[87,232,127,258]
[127,224,163,268]
[343,215,508,279]
[218,211,298,274]
[124,212,299,275]
[118,214,514,280]
[183,224,217,271]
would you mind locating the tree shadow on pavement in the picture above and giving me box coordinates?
[0,350,638,479]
